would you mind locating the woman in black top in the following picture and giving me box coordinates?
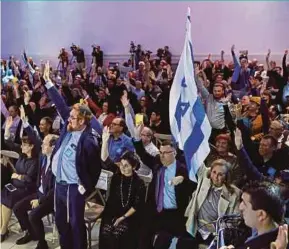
[1,136,38,242]
[99,151,145,249]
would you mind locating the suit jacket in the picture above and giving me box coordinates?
[133,140,196,216]
[185,164,241,237]
[238,228,289,249]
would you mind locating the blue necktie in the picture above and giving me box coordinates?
[56,132,72,183]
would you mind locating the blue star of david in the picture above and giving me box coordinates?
[174,77,190,132]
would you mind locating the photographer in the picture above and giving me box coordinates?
[91,45,103,68]
[163,46,172,65]
[58,48,69,72]
[70,44,85,71]
[130,42,143,70]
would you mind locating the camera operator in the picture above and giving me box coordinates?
[58,48,69,72]
[163,45,172,65]
[70,44,85,71]
[130,42,144,70]
[91,45,103,68]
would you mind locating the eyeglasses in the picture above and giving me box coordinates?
[159,151,174,155]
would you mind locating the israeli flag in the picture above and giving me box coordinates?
[169,8,211,182]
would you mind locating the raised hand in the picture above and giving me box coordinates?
[102,126,110,143]
[267,49,271,57]
[43,61,50,82]
[231,44,235,52]
[234,128,243,150]
[20,105,28,123]
[285,50,288,55]
[120,90,130,108]
[5,116,13,130]
[271,224,288,249]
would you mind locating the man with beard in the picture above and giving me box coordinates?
[42,62,101,249]
[195,69,231,143]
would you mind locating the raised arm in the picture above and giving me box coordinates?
[266,49,272,71]
[20,105,42,153]
[235,128,263,181]
[0,96,9,118]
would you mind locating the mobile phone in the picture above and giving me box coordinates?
[5,183,17,192]
[135,114,144,126]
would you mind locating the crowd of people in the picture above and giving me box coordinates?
[1,44,289,249]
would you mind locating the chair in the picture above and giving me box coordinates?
[85,170,114,249]
[153,133,173,147]
[138,174,152,202]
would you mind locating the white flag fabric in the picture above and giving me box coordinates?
[169,7,211,182]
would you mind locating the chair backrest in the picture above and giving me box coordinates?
[0,150,19,171]
[138,174,152,202]
[153,133,173,148]
[86,169,114,205]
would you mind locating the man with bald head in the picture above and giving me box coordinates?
[269,120,289,149]
[107,117,135,163]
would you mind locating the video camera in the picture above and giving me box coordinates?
[70,43,77,52]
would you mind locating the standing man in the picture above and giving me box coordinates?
[91,45,103,68]
[43,62,102,249]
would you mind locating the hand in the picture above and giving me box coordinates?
[221,50,225,56]
[234,128,243,150]
[231,44,235,52]
[30,199,39,209]
[271,224,288,249]
[20,105,28,123]
[43,61,50,82]
[5,116,13,130]
[105,88,110,96]
[81,89,88,98]
[120,91,129,108]
[23,90,31,104]
[113,216,125,227]
[170,176,184,186]
[102,126,110,143]
[285,50,288,55]
[11,173,20,179]
[134,124,144,140]
[267,49,271,57]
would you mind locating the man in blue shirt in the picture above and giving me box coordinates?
[107,117,135,163]
[43,63,101,249]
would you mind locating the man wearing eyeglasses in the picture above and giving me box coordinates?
[42,63,101,249]
[134,139,196,249]
[106,117,135,163]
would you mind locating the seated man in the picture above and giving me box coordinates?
[13,134,58,249]
[184,159,241,248]
[222,180,287,249]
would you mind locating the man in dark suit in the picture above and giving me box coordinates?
[13,133,59,249]
[134,139,196,249]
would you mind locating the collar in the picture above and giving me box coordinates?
[165,160,177,172]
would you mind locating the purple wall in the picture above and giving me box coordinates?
[2,1,289,66]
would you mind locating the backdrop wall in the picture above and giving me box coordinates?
[1,1,289,66]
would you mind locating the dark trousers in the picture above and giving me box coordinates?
[55,183,87,249]
[153,209,187,249]
[13,192,53,242]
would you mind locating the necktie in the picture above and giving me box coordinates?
[56,132,72,183]
[156,167,165,213]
